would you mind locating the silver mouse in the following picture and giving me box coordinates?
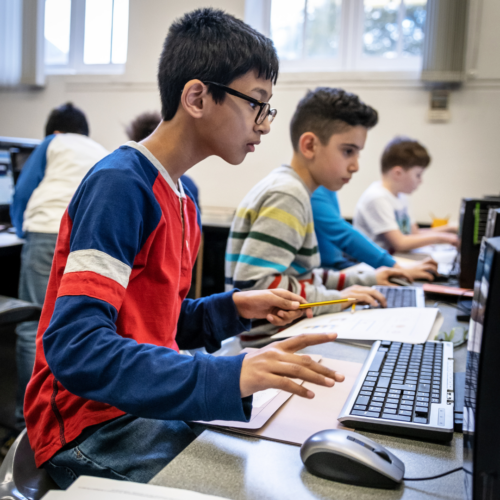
[300,429,405,489]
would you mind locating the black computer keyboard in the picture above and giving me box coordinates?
[374,286,416,308]
[351,341,442,422]
[338,340,454,441]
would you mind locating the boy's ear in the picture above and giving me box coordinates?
[298,132,318,160]
[180,80,209,119]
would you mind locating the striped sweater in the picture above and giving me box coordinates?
[225,165,377,342]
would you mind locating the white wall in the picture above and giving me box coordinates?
[0,0,499,224]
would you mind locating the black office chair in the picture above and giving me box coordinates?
[0,429,58,500]
[0,296,42,326]
[0,296,42,434]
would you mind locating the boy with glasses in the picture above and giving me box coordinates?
[24,8,342,487]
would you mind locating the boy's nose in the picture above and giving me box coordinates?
[350,159,359,172]
[256,118,272,135]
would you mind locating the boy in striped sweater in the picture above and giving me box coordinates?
[226,88,412,345]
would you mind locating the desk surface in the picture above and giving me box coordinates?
[150,300,467,499]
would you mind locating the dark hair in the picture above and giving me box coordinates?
[290,88,378,151]
[44,102,89,136]
[126,111,161,142]
[381,136,431,173]
[158,8,279,121]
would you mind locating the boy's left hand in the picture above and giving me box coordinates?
[233,289,313,326]
[375,266,414,286]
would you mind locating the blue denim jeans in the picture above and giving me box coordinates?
[15,232,58,430]
[44,415,205,488]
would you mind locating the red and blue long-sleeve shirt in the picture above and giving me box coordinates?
[25,142,252,467]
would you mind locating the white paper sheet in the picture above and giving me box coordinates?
[42,475,229,500]
[271,307,440,344]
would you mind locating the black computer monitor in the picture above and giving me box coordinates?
[458,198,500,288]
[0,136,40,223]
[463,236,500,499]
[485,208,500,239]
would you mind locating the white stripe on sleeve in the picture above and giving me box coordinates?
[64,249,132,288]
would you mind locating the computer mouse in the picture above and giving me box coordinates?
[300,429,405,489]
[388,276,412,286]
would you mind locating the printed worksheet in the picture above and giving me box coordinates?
[271,307,440,344]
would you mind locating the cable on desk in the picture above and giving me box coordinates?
[404,466,463,481]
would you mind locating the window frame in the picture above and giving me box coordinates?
[246,0,425,73]
[44,0,127,75]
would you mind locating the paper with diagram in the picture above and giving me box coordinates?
[271,307,441,344]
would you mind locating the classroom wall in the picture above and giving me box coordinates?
[0,0,499,224]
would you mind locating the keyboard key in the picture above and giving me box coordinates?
[369,405,383,412]
[360,391,372,396]
[377,377,391,388]
[384,409,397,414]
[376,388,388,393]
[352,410,380,418]
[432,398,440,403]
[381,413,411,422]
[417,396,429,402]
[391,383,416,391]
[417,402,428,408]
[368,350,387,373]
[366,376,378,382]
[386,398,400,404]
[417,392,428,397]
[356,396,370,405]
[389,389,401,395]
[399,410,412,416]
[381,341,391,347]
[363,381,375,387]
[400,405,413,411]
[402,395,415,401]
[403,391,415,395]
[374,392,386,397]
[415,407,429,416]
[418,383,431,393]
[372,397,385,403]
[413,417,428,424]
[354,405,367,410]
[384,403,398,409]
[370,402,383,407]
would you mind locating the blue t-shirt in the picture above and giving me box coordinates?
[311,186,396,269]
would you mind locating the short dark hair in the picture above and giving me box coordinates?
[126,111,161,142]
[381,136,431,173]
[44,102,89,136]
[158,8,279,121]
[290,88,378,151]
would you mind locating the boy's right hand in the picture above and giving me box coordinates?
[396,258,438,281]
[438,233,459,246]
[240,333,345,399]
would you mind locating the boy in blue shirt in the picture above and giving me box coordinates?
[312,187,438,280]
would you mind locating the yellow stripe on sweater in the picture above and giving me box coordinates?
[236,206,314,237]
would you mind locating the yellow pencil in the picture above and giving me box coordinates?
[351,303,356,314]
[298,298,357,309]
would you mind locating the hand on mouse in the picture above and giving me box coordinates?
[339,285,387,308]
[395,258,438,281]
[374,266,414,286]
[239,333,345,399]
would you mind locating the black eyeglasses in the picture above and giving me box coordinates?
[204,81,277,125]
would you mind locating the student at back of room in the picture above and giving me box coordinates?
[353,136,458,253]
[225,88,415,347]
[24,8,345,487]
[9,103,108,437]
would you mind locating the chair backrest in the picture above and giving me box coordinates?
[0,296,42,326]
[0,429,58,500]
